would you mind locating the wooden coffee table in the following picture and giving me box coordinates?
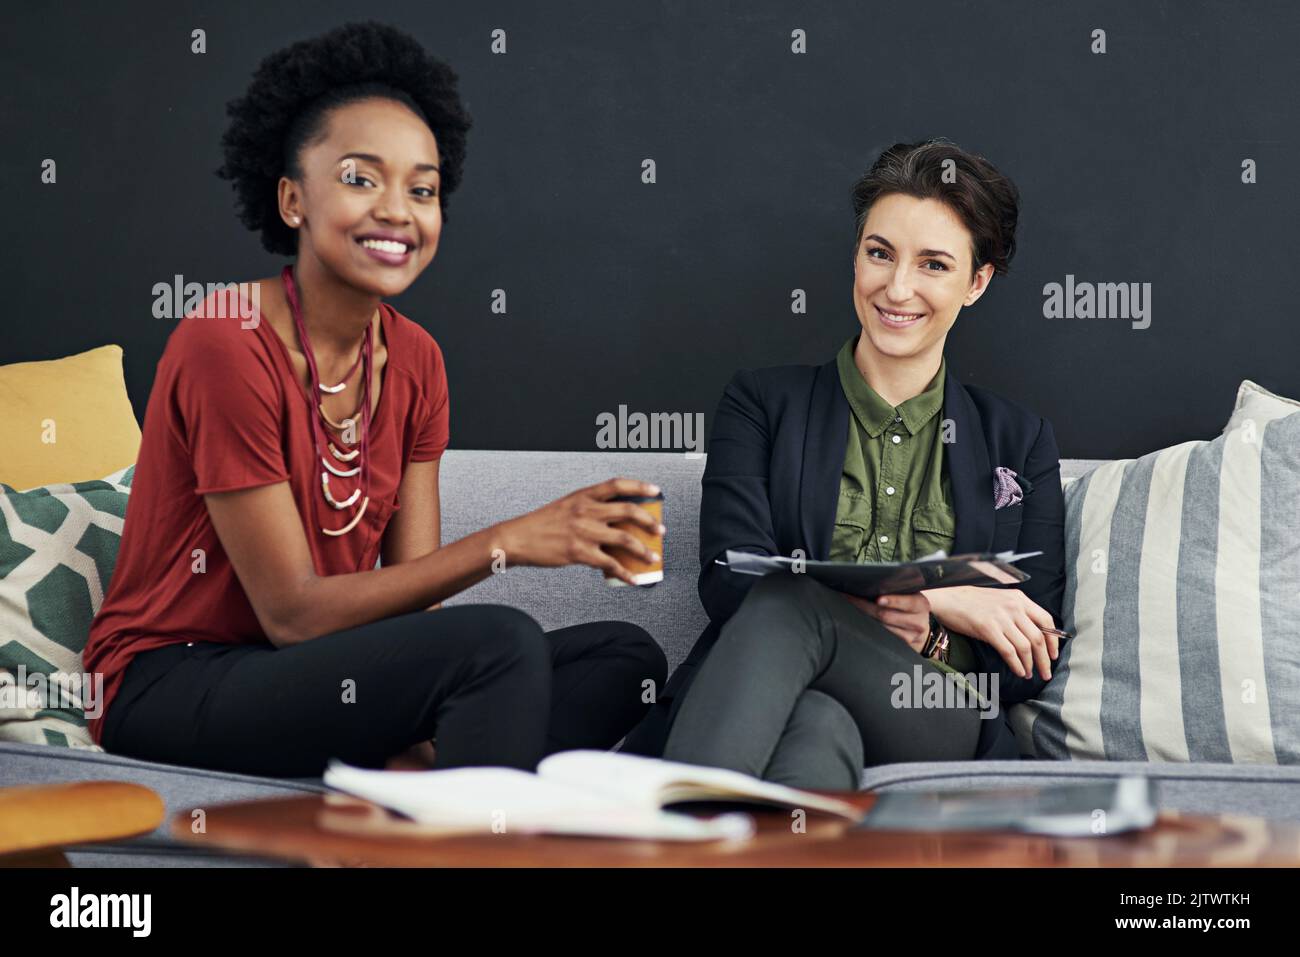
[170,790,1300,868]
[0,781,165,867]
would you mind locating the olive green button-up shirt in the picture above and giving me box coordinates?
[830,335,976,674]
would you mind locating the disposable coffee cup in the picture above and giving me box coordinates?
[603,493,664,587]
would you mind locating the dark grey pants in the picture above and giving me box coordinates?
[663,574,989,790]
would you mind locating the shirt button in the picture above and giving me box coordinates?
[891,434,902,444]
[885,486,895,495]
[894,415,902,422]
[879,535,889,543]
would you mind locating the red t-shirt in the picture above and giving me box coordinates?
[83,288,449,746]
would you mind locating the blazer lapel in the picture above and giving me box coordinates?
[797,358,848,560]
[796,352,994,562]
[944,361,994,555]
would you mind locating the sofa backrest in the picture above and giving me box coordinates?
[439,451,1110,672]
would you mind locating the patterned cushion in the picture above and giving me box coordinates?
[0,465,133,749]
[1011,383,1300,763]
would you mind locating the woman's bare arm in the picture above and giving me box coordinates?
[380,458,443,609]
[204,474,661,649]
[205,480,501,647]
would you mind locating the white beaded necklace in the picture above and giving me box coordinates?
[281,264,374,538]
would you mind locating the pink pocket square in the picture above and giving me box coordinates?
[993,466,1027,509]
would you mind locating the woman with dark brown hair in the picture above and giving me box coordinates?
[624,139,1067,790]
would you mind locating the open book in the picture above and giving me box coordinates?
[719,548,1041,599]
[323,750,863,841]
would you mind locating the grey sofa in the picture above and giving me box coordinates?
[5,449,1298,866]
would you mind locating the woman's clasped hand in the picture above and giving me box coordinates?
[845,586,1059,681]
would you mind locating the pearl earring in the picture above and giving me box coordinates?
[291,216,300,225]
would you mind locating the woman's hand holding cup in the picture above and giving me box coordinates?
[496,478,664,586]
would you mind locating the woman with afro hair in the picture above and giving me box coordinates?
[83,21,667,777]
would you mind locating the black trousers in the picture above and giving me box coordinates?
[661,574,1006,791]
[101,605,667,778]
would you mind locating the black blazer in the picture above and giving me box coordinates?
[622,350,1067,760]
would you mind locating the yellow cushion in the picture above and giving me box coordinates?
[0,345,140,491]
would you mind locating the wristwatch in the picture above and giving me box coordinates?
[921,613,950,664]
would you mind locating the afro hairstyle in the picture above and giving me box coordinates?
[215,20,472,256]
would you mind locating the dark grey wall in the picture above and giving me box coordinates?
[5,0,1298,459]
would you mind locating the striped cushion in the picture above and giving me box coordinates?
[1224,378,1300,434]
[1011,385,1300,763]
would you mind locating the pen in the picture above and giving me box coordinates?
[1041,626,1074,640]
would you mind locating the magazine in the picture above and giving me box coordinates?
[719,547,1041,599]
[859,776,1158,836]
